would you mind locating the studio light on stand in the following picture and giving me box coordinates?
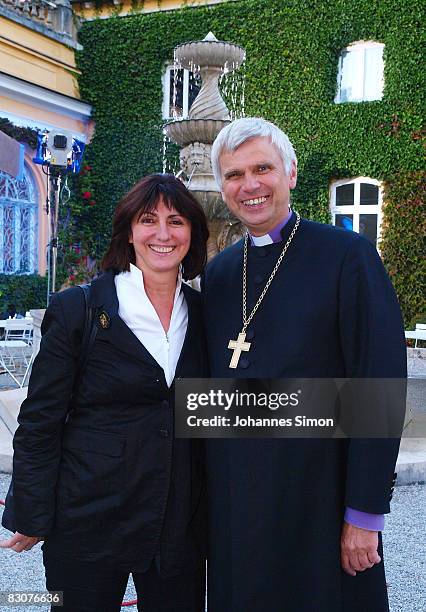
[33,130,85,304]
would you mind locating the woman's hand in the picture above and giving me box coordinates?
[0,532,43,552]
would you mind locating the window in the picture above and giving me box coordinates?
[162,65,201,119]
[0,167,38,274]
[335,41,384,103]
[330,178,382,247]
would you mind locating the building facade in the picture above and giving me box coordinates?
[2,0,421,322]
[0,0,92,276]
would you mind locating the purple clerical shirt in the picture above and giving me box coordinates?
[248,211,384,532]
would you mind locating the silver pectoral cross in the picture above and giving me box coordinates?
[228,331,251,369]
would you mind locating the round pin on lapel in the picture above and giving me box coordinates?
[98,310,111,329]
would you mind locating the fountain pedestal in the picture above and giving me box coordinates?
[164,32,246,257]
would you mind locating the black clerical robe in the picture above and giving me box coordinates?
[202,213,406,612]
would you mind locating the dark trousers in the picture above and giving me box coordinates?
[43,554,205,612]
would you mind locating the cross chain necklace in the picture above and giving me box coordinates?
[228,212,301,369]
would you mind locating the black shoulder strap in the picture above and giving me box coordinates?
[77,283,98,379]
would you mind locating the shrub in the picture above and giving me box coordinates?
[0,274,48,315]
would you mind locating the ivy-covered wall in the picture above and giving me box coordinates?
[74,0,424,324]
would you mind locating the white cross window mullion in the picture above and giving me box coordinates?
[183,69,190,117]
[352,181,360,232]
[14,203,21,273]
[360,48,366,100]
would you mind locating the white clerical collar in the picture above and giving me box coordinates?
[249,209,292,246]
[250,234,274,246]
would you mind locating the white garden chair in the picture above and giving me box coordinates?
[0,319,34,387]
[405,326,426,348]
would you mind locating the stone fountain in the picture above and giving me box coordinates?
[163,32,246,258]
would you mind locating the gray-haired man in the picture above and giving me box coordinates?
[202,117,405,612]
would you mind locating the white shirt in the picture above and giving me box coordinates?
[115,263,188,387]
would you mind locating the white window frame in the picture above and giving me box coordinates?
[0,166,38,274]
[162,64,199,120]
[330,177,383,249]
[335,40,384,103]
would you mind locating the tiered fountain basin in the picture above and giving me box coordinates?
[174,37,245,73]
[164,118,230,147]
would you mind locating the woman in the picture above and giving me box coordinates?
[1,174,209,611]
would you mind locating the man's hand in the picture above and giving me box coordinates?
[0,532,43,553]
[341,522,381,576]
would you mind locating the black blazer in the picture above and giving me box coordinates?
[4,271,207,575]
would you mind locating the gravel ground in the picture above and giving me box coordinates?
[0,472,136,611]
[0,473,424,611]
[382,483,426,611]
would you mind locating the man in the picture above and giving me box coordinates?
[202,118,406,611]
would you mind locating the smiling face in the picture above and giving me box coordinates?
[219,136,297,236]
[129,198,191,279]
